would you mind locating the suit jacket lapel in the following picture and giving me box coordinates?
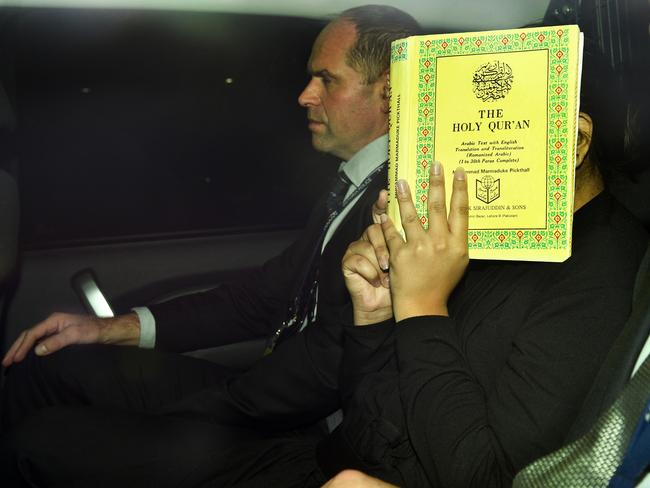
[318,165,388,308]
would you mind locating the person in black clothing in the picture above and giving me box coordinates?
[318,44,650,487]
[1,5,420,365]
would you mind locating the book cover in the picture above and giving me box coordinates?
[388,25,583,262]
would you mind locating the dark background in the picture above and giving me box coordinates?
[0,2,648,250]
[0,9,335,248]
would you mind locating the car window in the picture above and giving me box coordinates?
[0,8,335,248]
[1,0,647,250]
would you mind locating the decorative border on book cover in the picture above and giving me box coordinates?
[391,40,409,63]
[415,28,573,253]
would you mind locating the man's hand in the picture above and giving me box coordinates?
[371,189,389,225]
[383,162,469,321]
[342,188,395,326]
[322,470,399,488]
[2,312,141,367]
[342,222,393,325]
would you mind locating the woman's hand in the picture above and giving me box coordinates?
[383,162,469,321]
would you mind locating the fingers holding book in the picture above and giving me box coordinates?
[343,162,469,324]
[371,189,389,225]
[379,162,469,321]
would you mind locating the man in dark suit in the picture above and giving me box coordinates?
[0,5,421,486]
[2,5,420,368]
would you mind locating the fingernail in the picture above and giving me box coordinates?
[396,179,408,196]
[379,256,389,271]
[432,161,442,176]
[36,344,48,356]
[380,213,388,224]
[382,274,390,287]
[454,167,466,180]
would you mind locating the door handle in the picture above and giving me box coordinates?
[71,269,115,318]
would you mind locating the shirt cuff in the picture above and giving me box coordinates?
[132,306,156,349]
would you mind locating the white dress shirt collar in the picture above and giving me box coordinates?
[338,134,388,189]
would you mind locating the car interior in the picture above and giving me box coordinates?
[0,0,649,480]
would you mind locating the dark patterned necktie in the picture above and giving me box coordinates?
[264,171,351,354]
[297,170,351,324]
[325,171,352,216]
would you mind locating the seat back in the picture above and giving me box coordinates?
[512,244,650,486]
[566,241,650,442]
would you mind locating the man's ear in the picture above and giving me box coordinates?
[379,70,390,114]
[576,112,593,169]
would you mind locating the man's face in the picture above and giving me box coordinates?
[298,20,389,161]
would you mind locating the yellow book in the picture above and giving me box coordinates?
[388,25,583,262]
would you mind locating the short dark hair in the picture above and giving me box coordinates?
[336,5,421,83]
[579,40,627,185]
[521,26,633,185]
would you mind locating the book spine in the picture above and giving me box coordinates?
[388,37,413,234]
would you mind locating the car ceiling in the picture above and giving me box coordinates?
[0,0,552,31]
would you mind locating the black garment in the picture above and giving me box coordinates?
[0,165,387,486]
[148,165,387,353]
[317,192,649,487]
[150,193,649,487]
[1,346,327,488]
[564,242,650,443]
[2,193,647,488]
[2,164,386,430]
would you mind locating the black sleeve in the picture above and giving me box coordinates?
[148,207,324,352]
[146,168,386,353]
[339,318,396,407]
[395,283,634,487]
[319,197,647,485]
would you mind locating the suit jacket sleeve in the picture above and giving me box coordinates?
[149,199,327,352]
[147,167,386,353]
[338,319,396,408]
